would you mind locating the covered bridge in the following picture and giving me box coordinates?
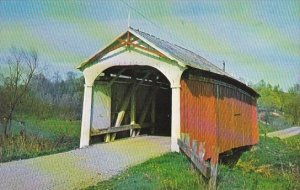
[77,27,259,160]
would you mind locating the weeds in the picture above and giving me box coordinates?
[0,117,80,163]
[0,133,78,162]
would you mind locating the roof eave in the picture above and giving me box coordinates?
[76,30,129,70]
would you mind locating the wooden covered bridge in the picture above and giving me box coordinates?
[77,27,259,162]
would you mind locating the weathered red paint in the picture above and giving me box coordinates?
[180,76,259,161]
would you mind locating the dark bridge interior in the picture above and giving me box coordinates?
[91,66,171,144]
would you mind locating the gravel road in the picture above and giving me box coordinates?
[0,136,170,190]
[267,127,300,139]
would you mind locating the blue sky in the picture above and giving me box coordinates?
[0,0,299,90]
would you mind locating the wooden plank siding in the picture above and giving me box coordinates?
[180,77,258,160]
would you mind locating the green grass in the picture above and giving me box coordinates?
[12,116,81,139]
[258,121,275,134]
[86,124,300,190]
[0,117,81,162]
[0,134,78,162]
[218,135,300,190]
[86,153,207,190]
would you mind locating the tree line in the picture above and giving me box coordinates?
[0,48,84,136]
[252,80,300,125]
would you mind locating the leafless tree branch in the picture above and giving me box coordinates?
[0,47,39,136]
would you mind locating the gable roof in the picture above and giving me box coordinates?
[129,27,232,78]
[77,27,258,97]
[78,27,231,77]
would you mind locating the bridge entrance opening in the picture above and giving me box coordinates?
[90,66,171,144]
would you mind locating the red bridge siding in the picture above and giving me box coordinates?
[180,78,259,160]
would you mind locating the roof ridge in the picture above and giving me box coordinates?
[130,27,235,77]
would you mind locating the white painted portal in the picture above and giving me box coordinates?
[80,85,93,148]
[171,86,181,152]
[79,48,185,151]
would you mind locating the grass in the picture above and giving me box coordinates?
[217,135,300,190]
[0,134,77,162]
[86,123,300,190]
[0,117,81,162]
[12,116,81,139]
[86,153,207,190]
[258,121,275,134]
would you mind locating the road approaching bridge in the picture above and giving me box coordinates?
[0,136,170,190]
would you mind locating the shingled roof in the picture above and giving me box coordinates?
[130,27,232,78]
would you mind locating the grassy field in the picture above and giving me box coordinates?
[86,122,300,190]
[11,116,81,139]
[0,117,81,162]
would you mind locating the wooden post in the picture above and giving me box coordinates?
[208,147,219,190]
[184,134,190,146]
[130,93,136,137]
[114,84,136,127]
[171,86,181,152]
[104,134,111,143]
[80,85,93,148]
[130,93,136,124]
[114,72,152,127]
[198,142,206,161]
[110,133,116,142]
[112,83,136,141]
[192,140,199,153]
[191,140,199,170]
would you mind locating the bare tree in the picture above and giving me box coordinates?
[0,48,39,136]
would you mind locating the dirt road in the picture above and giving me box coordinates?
[0,136,170,190]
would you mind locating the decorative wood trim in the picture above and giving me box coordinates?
[128,42,168,59]
[89,41,126,64]
[127,31,130,45]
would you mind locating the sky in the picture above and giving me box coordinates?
[0,0,299,91]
